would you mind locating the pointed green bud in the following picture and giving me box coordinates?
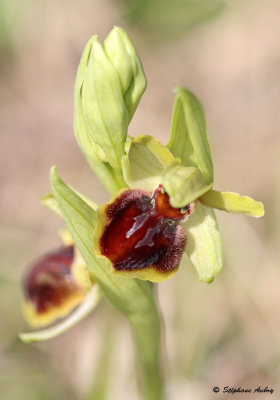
[167,87,213,185]
[122,134,174,191]
[76,34,128,170]
[74,26,146,192]
[103,27,147,122]
[199,190,265,218]
[183,202,223,282]
[162,160,212,208]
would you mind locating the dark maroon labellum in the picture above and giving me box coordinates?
[97,184,196,281]
[24,246,82,314]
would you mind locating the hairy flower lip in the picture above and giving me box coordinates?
[93,184,196,282]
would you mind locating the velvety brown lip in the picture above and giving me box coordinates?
[99,186,189,274]
[24,246,82,314]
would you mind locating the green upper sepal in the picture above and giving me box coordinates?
[74,27,146,194]
[199,190,265,217]
[167,87,214,185]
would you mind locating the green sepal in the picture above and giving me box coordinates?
[162,160,212,208]
[19,286,101,343]
[183,202,223,282]
[122,134,174,191]
[199,190,265,218]
[167,87,213,185]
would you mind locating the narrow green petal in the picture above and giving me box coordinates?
[103,26,147,122]
[199,190,265,217]
[162,160,212,208]
[167,87,213,184]
[19,286,101,343]
[183,202,223,282]
[41,193,63,217]
[122,134,174,191]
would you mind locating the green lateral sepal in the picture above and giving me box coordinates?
[183,202,223,282]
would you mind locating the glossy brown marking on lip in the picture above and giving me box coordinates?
[98,185,195,280]
[24,246,83,314]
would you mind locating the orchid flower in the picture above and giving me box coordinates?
[20,26,264,400]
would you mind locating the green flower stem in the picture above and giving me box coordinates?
[85,309,116,400]
[130,312,164,400]
[128,290,164,400]
[50,167,164,399]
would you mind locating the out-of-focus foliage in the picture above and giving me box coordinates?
[0,345,74,400]
[0,0,13,59]
[0,0,24,64]
[117,0,225,42]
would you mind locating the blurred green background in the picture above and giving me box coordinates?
[0,0,279,399]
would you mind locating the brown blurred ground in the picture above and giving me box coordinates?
[0,0,280,399]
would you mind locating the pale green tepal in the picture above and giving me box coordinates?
[20,26,264,400]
